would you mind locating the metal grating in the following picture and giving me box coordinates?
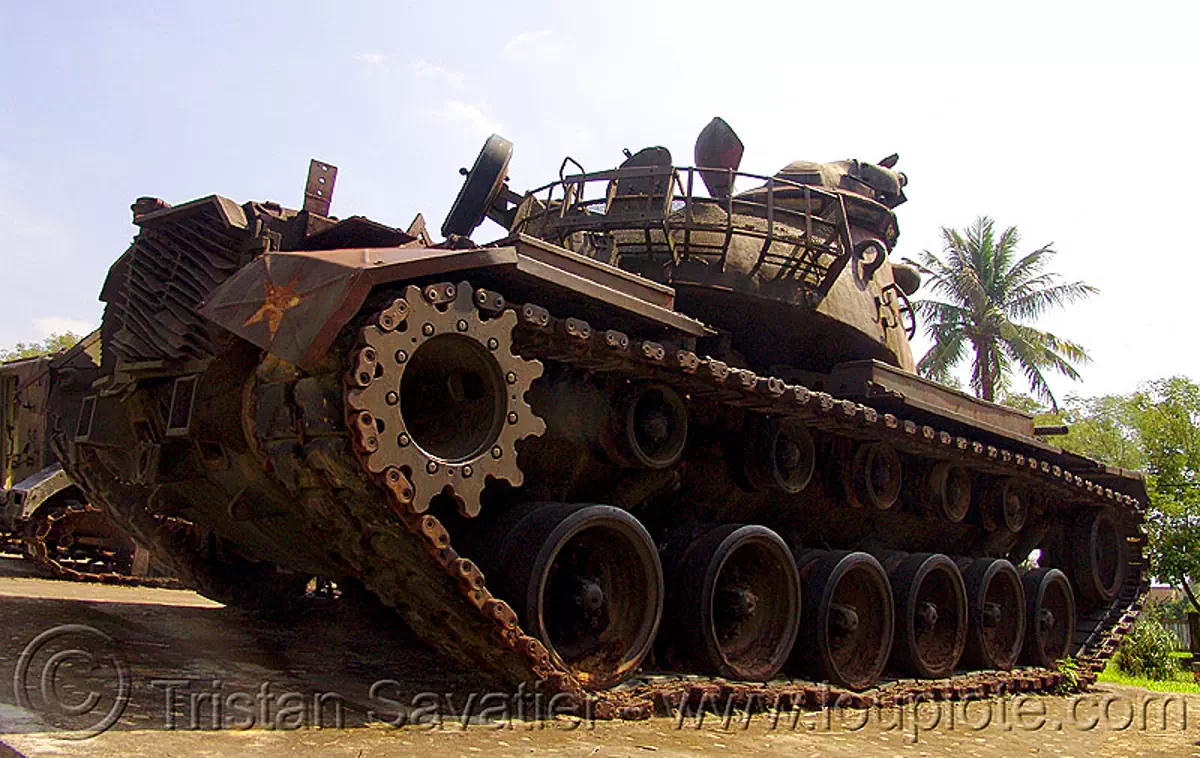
[106,202,249,363]
[514,165,856,297]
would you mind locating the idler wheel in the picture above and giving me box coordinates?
[878,552,967,679]
[1020,567,1076,667]
[956,557,1026,670]
[844,442,902,510]
[791,550,894,690]
[1071,508,1127,605]
[603,383,688,470]
[495,503,663,689]
[925,462,972,523]
[666,524,801,681]
[744,418,815,494]
[982,477,1028,532]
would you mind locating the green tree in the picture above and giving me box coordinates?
[0,332,82,362]
[907,216,1097,408]
[1054,377,1200,612]
[1129,378,1200,613]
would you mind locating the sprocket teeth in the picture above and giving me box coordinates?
[346,282,544,518]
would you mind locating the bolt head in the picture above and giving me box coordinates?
[386,391,399,405]
[491,446,503,459]
[462,466,473,478]
[395,350,408,363]
[506,372,517,384]
[427,461,438,474]
[457,319,468,332]
[398,434,411,447]
[507,412,518,424]
[487,338,499,350]
[422,323,435,336]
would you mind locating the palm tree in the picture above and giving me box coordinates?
[907,216,1096,409]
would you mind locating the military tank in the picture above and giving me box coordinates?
[1,335,174,584]
[53,120,1146,709]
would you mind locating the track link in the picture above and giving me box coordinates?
[24,501,182,588]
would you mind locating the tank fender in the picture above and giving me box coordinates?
[198,245,520,370]
[2,464,73,528]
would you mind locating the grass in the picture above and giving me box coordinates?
[1096,659,1200,693]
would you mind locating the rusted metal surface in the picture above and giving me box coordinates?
[23,499,179,587]
[694,116,744,199]
[828,359,1042,444]
[662,523,800,681]
[200,238,709,371]
[0,333,172,585]
[880,551,968,679]
[65,271,1147,711]
[303,159,337,216]
[517,163,855,299]
[50,131,1153,717]
[510,234,676,309]
[344,283,545,517]
[5,464,72,524]
[103,196,251,364]
[201,245,515,369]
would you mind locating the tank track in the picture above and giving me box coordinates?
[23,501,183,589]
[319,280,1147,718]
[57,277,1146,718]
[45,440,302,604]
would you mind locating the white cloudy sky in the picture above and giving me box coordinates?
[1,1,1196,399]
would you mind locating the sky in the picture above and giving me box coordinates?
[1,1,1197,401]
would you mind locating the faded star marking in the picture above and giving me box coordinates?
[243,277,303,338]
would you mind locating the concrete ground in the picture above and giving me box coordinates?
[0,556,1197,757]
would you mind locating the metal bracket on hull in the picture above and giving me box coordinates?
[303,160,338,216]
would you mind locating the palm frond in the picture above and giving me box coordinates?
[1000,332,1059,407]
[910,248,983,312]
[917,327,967,382]
[997,243,1052,292]
[911,299,970,325]
[999,323,1093,408]
[990,224,1022,294]
[1006,280,1099,321]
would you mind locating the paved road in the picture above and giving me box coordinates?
[0,558,1197,757]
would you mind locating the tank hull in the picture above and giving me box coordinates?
[53,159,1147,711]
[54,190,1142,710]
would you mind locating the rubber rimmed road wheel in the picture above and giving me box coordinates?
[495,503,663,689]
[1020,567,1076,667]
[666,524,800,681]
[879,552,968,679]
[1071,508,1127,605]
[791,550,894,690]
[957,557,1026,671]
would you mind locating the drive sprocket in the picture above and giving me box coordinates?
[345,282,545,517]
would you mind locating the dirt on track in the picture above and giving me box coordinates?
[0,557,1196,758]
